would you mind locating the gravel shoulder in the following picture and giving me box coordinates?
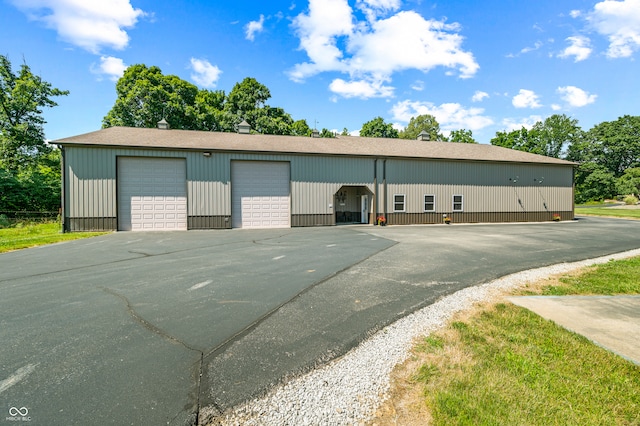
[202,247,640,426]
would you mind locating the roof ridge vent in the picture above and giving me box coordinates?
[417,130,429,141]
[237,120,251,134]
[157,118,169,130]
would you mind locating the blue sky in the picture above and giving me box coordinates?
[2,0,640,144]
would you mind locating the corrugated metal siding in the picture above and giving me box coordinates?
[187,153,229,216]
[291,156,375,183]
[65,147,191,218]
[64,146,574,230]
[384,159,573,214]
[387,211,574,225]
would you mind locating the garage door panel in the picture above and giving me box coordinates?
[231,161,290,229]
[118,157,187,231]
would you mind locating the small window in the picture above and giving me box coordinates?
[453,195,463,211]
[394,194,406,212]
[424,195,435,211]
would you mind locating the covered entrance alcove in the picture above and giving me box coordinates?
[334,186,373,224]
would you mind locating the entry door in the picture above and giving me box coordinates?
[361,195,369,224]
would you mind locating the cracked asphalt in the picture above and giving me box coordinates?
[1,217,639,425]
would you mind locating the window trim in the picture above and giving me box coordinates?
[424,194,435,212]
[452,194,464,212]
[393,194,406,212]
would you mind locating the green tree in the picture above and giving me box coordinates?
[616,167,640,197]
[491,127,540,153]
[102,64,202,130]
[399,114,443,141]
[566,115,640,202]
[448,129,477,143]
[533,114,582,158]
[0,55,68,172]
[249,106,294,135]
[224,77,271,125]
[291,119,312,136]
[341,128,349,136]
[319,128,335,138]
[492,114,583,159]
[574,163,617,203]
[188,89,233,132]
[578,115,640,177]
[0,167,26,210]
[360,116,398,138]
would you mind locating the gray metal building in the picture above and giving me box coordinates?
[55,126,575,232]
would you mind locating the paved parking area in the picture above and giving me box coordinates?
[1,216,639,425]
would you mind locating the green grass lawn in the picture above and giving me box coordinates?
[0,221,107,253]
[410,257,640,426]
[373,208,640,425]
[576,206,640,219]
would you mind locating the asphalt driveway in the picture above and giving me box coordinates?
[1,216,639,425]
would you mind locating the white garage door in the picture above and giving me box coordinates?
[231,161,290,229]
[117,157,187,231]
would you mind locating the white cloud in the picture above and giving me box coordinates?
[329,77,394,98]
[411,80,425,91]
[557,85,597,107]
[289,0,354,81]
[290,0,478,99]
[91,55,127,81]
[348,12,478,77]
[588,0,640,58]
[570,10,582,18]
[520,41,543,54]
[245,14,265,41]
[189,58,222,88]
[502,116,543,132]
[472,90,489,102]
[507,41,543,58]
[10,0,145,53]
[558,35,592,61]
[512,89,542,108]
[551,104,562,111]
[391,100,494,131]
[356,0,401,21]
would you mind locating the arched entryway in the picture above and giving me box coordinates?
[334,186,373,224]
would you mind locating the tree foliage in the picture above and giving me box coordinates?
[489,113,640,203]
[103,64,215,130]
[319,128,335,138]
[399,114,443,141]
[0,55,66,212]
[491,114,582,158]
[360,116,398,138]
[569,115,640,177]
[616,167,640,197]
[224,77,270,120]
[291,119,312,137]
[448,129,478,143]
[0,55,68,172]
[103,66,305,136]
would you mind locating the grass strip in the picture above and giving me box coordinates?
[372,254,640,425]
[0,222,107,253]
[575,207,640,219]
[416,302,639,426]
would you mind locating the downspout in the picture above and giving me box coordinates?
[572,165,576,220]
[59,145,67,233]
[373,159,378,222]
[383,159,387,220]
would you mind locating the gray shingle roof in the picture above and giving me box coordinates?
[54,126,575,166]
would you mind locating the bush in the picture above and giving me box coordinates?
[624,195,638,205]
[0,214,10,228]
